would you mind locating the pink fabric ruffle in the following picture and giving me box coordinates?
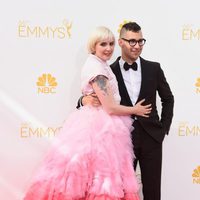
[23,106,139,200]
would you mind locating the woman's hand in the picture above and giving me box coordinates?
[134,99,152,117]
[82,93,101,107]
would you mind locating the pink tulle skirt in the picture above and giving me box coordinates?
[23,106,140,200]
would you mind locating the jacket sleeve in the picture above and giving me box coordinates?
[76,96,83,109]
[157,65,174,134]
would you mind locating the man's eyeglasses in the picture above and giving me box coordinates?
[121,38,146,47]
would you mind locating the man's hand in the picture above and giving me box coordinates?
[82,93,101,107]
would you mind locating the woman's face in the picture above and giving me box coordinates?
[94,39,115,61]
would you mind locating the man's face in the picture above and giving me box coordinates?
[119,30,144,63]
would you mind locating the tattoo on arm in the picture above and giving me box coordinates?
[92,75,108,95]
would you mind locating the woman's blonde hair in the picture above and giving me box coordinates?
[87,26,115,54]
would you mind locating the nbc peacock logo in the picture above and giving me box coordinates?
[192,166,200,184]
[37,73,57,94]
[195,77,200,93]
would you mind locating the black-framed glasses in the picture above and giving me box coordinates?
[121,38,146,47]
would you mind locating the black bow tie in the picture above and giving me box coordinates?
[124,62,138,71]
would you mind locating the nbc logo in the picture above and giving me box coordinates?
[192,166,200,184]
[195,77,200,93]
[37,73,57,94]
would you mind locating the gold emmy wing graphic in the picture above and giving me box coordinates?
[192,166,200,178]
[195,78,200,87]
[118,20,133,33]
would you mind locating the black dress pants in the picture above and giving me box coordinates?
[132,120,162,200]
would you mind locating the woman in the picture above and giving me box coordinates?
[23,26,151,200]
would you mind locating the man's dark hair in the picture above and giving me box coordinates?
[120,22,141,37]
[122,22,141,32]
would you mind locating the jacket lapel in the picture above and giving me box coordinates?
[137,57,149,102]
[110,57,133,106]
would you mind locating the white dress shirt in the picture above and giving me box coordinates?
[119,57,142,105]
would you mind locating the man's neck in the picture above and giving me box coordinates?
[121,55,137,64]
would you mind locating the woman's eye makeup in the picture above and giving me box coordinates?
[100,42,107,46]
[100,41,114,46]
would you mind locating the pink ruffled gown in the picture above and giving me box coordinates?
[23,54,140,200]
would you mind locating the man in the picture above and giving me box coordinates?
[78,22,174,200]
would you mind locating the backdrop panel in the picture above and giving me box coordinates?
[0,0,199,199]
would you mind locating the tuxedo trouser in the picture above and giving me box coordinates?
[132,120,162,200]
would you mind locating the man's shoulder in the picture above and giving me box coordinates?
[140,57,160,67]
[110,56,121,69]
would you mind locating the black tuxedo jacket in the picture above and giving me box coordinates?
[110,57,174,143]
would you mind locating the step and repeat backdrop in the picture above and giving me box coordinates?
[0,0,199,199]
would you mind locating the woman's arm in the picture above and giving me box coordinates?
[91,75,151,116]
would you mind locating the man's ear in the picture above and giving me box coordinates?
[118,38,123,47]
